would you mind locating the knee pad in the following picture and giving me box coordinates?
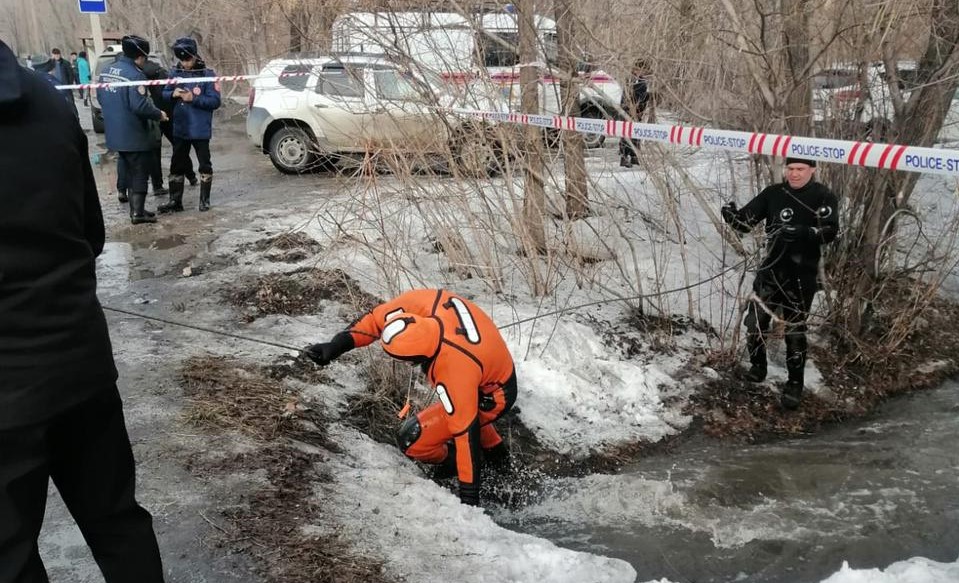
[395,416,422,453]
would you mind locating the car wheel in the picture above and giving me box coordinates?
[92,107,104,134]
[268,126,317,174]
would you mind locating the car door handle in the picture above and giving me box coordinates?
[313,104,329,108]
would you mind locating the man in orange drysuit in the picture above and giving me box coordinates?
[303,289,516,506]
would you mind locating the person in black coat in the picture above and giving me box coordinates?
[141,58,197,195]
[0,39,165,582]
[721,158,839,409]
[619,59,650,168]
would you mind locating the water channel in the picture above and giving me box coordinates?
[496,380,959,582]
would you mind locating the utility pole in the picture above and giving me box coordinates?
[27,0,43,56]
[90,13,104,57]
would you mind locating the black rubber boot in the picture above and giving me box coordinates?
[745,363,767,383]
[158,178,184,214]
[781,381,803,410]
[431,442,458,480]
[745,335,767,382]
[117,188,129,203]
[130,193,157,224]
[198,174,212,212]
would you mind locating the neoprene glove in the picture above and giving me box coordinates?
[721,201,738,224]
[303,331,354,366]
[459,481,480,506]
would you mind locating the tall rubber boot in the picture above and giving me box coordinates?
[118,188,129,203]
[198,173,212,212]
[782,328,807,410]
[130,192,157,224]
[158,176,184,214]
[128,195,155,220]
[745,334,767,382]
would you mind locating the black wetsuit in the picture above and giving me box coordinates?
[723,179,839,385]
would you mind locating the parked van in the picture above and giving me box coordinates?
[331,11,623,147]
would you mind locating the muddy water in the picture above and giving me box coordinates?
[498,381,959,582]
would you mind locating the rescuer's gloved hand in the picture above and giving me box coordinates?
[720,201,738,224]
[302,332,354,366]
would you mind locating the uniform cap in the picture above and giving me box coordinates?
[380,313,441,362]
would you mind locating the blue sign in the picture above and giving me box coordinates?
[78,0,107,14]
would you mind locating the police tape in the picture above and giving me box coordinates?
[452,108,959,178]
[54,70,311,91]
[60,69,959,177]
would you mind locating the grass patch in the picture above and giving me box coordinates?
[224,268,381,322]
[181,354,396,582]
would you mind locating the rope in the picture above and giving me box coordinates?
[102,259,747,349]
[102,305,303,352]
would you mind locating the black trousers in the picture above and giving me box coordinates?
[159,123,195,182]
[117,151,151,195]
[0,386,164,583]
[149,146,164,191]
[619,137,641,162]
[743,269,817,382]
[171,139,211,177]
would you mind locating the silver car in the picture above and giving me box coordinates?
[247,54,503,174]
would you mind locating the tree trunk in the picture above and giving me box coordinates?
[517,0,548,266]
[555,0,589,219]
[845,0,959,336]
[780,0,812,136]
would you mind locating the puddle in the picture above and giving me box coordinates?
[147,233,188,250]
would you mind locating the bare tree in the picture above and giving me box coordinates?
[554,0,589,219]
[517,0,548,273]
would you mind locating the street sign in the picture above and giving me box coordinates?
[78,0,107,14]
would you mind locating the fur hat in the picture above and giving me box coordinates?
[121,35,151,59]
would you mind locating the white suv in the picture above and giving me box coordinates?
[246,54,506,174]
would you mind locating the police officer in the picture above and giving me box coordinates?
[159,37,220,214]
[97,35,167,224]
[304,289,516,506]
[721,158,839,409]
[1,39,165,582]
[142,58,199,197]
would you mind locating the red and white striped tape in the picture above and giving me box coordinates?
[455,108,959,178]
[54,71,311,91]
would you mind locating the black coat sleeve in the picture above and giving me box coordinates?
[727,188,770,233]
[79,131,105,257]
